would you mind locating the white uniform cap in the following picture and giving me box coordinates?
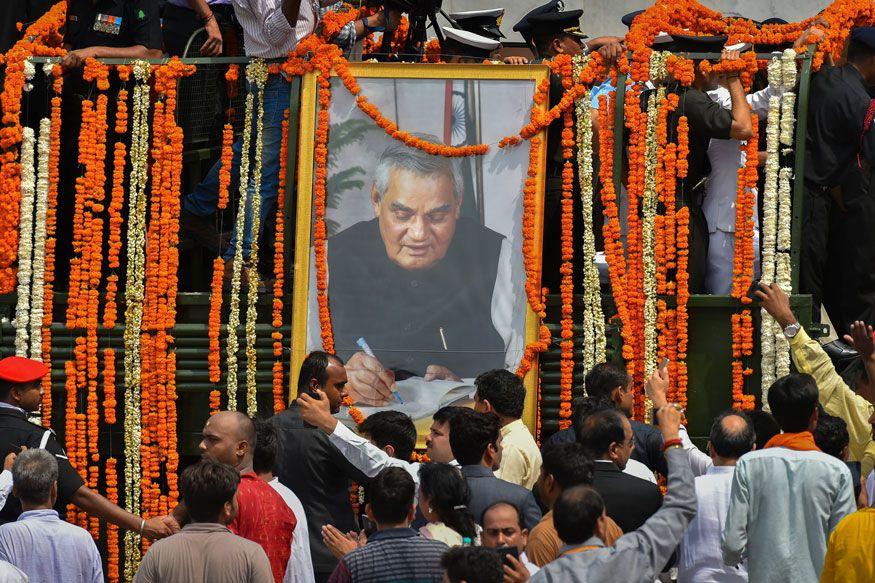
[441,27,501,52]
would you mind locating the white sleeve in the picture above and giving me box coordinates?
[679,425,713,477]
[329,422,420,484]
[492,239,525,370]
[747,84,784,117]
[284,534,315,583]
[0,470,12,511]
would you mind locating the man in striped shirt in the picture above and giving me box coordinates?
[328,468,448,583]
[181,0,319,281]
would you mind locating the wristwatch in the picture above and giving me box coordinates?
[783,322,801,339]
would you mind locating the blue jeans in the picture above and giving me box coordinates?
[183,74,291,260]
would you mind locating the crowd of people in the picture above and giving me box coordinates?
[2,0,875,582]
[0,295,872,582]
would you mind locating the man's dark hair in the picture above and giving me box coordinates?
[359,411,417,462]
[480,501,524,531]
[748,409,782,450]
[181,459,241,523]
[848,38,875,63]
[442,546,503,583]
[576,409,626,457]
[365,467,415,525]
[583,363,630,401]
[709,411,755,460]
[433,406,464,425]
[814,413,850,460]
[449,409,501,466]
[0,380,15,401]
[297,351,344,394]
[553,486,605,545]
[572,396,617,437]
[474,369,526,419]
[252,418,277,475]
[767,373,819,433]
[541,442,594,489]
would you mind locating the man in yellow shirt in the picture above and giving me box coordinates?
[757,283,875,478]
[474,369,542,490]
[820,507,875,582]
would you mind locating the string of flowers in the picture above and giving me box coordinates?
[574,55,606,379]
[0,3,65,293]
[225,61,261,412]
[28,115,51,363]
[40,66,63,427]
[122,60,152,580]
[105,457,120,582]
[244,61,269,417]
[13,124,35,356]
[273,113,290,413]
[557,54,575,430]
[209,256,224,412]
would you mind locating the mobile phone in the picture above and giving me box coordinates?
[746,280,763,303]
[495,546,519,563]
[659,357,669,371]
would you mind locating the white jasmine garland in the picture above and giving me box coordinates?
[781,48,798,88]
[244,61,268,417]
[642,87,663,382]
[23,59,35,92]
[779,93,796,147]
[777,168,793,250]
[14,127,36,356]
[30,117,52,360]
[226,61,264,412]
[123,60,151,581]
[574,56,606,379]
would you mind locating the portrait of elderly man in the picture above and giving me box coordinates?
[307,136,525,408]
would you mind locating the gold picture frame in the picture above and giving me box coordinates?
[290,63,550,440]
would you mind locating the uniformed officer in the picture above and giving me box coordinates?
[512,1,623,292]
[802,26,875,333]
[448,8,506,41]
[667,34,754,294]
[441,27,501,63]
[61,0,163,68]
[0,357,176,538]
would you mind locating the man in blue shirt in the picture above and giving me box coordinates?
[0,449,103,583]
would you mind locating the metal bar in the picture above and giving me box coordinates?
[790,48,814,294]
[27,56,271,65]
[612,70,628,197]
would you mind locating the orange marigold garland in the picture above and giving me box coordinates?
[313,55,336,353]
[273,112,290,412]
[556,55,575,430]
[106,457,120,582]
[208,256,224,410]
[40,68,63,427]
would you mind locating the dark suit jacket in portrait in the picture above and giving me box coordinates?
[461,465,543,531]
[592,460,663,534]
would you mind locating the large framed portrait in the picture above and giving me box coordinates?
[292,63,549,437]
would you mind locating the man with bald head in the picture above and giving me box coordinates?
[200,411,296,583]
[677,411,755,583]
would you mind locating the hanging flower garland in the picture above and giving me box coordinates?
[28,115,51,364]
[106,457,120,582]
[104,66,130,330]
[224,77,257,411]
[208,256,224,412]
[273,113,290,413]
[13,125,35,356]
[122,60,152,580]
[40,67,63,427]
[0,3,65,293]
[244,61,269,417]
[574,55,606,378]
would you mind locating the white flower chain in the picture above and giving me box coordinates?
[226,61,264,411]
[14,127,36,356]
[642,87,663,383]
[30,117,52,360]
[574,56,606,381]
[123,60,151,580]
[245,61,269,417]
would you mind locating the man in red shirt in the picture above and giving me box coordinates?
[200,411,296,583]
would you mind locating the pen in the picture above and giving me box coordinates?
[356,337,404,405]
[439,327,448,351]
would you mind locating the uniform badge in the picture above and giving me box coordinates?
[93,13,122,35]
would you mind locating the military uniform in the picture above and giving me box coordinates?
[0,357,84,524]
[64,0,162,52]
[802,30,875,330]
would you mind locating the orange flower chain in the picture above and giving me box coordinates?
[273,113,290,413]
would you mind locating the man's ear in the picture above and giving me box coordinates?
[482,399,494,415]
[365,503,376,524]
[371,184,381,215]
[384,444,396,459]
[551,37,563,55]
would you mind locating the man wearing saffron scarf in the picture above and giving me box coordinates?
[722,373,856,583]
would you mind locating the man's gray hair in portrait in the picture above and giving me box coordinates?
[373,134,464,201]
[12,448,58,503]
